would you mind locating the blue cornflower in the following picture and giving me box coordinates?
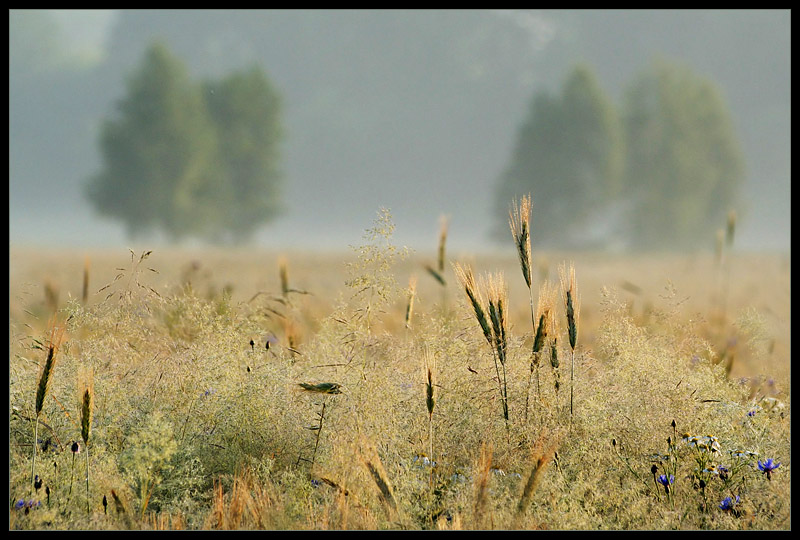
[719,495,740,512]
[657,474,674,494]
[13,499,40,511]
[747,410,757,417]
[310,479,322,488]
[757,458,781,480]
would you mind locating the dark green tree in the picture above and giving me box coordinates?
[203,67,284,241]
[87,42,219,240]
[495,64,623,248]
[622,58,745,250]
[86,42,284,243]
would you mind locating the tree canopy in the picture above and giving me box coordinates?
[86,42,283,243]
[495,64,623,248]
[621,58,745,250]
[495,58,745,251]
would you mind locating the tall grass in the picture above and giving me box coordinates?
[7,203,790,531]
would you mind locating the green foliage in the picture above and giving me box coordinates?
[345,208,410,333]
[497,58,746,251]
[203,68,284,241]
[622,58,745,251]
[86,41,284,243]
[119,412,178,515]
[495,64,624,247]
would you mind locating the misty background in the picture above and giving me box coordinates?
[9,9,791,253]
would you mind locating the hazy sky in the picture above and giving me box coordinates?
[10,10,791,254]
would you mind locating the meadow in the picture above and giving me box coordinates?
[8,209,790,530]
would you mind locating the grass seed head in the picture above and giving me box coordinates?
[559,263,580,350]
[453,262,493,346]
[405,274,417,329]
[437,215,449,274]
[509,195,533,289]
[35,319,65,417]
[79,368,95,445]
[486,273,509,364]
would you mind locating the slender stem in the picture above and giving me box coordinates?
[86,446,90,516]
[569,348,575,426]
[31,416,39,496]
[311,400,326,468]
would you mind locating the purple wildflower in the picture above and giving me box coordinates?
[719,495,740,512]
[657,474,674,494]
[758,458,781,480]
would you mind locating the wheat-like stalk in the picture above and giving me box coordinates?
[726,209,737,248]
[525,280,555,423]
[559,263,580,423]
[549,312,560,396]
[82,256,91,304]
[452,262,492,347]
[32,319,65,493]
[454,263,511,429]
[424,346,436,477]
[509,194,533,290]
[486,273,510,427]
[437,215,449,276]
[514,430,561,528]
[358,438,398,520]
[79,368,95,516]
[278,256,290,299]
[472,442,493,529]
[405,274,417,330]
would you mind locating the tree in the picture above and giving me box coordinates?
[86,42,284,243]
[621,58,745,251]
[203,67,284,241]
[494,64,624,248]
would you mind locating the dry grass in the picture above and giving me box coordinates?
[8,237,790,530]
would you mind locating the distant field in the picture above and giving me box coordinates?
[9,244,791,530]
[9,245,790,384]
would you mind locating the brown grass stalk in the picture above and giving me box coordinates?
[472,442,493,529]
[405,274,417,330]
[514,430,561,528]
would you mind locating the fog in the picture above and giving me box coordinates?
[9,10,791,253]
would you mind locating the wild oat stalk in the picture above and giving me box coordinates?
[79,368,95,516]
[32,319,64,494]
[559,263,580,424]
